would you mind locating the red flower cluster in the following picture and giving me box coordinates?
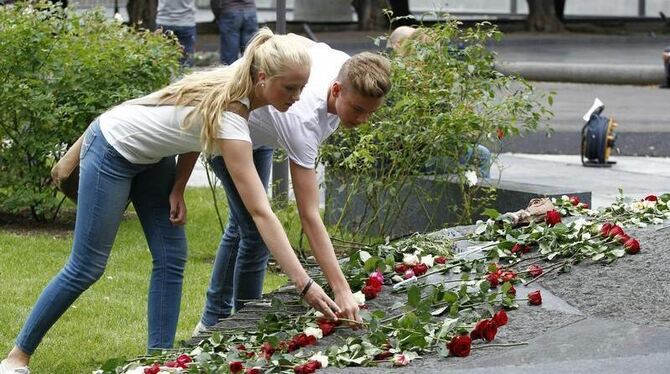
[644,194,658,202]
[600,223,641,255]
[362,271,384,300]
[395,262,429,277]
[545,210,562,226]
[569,195,580,206]
[486,265,516,288]
[528,264,543,278]
[294,359,322,374]
[528,290,542,305]
[447,334,472,357]
[471,310,507,342]
[164,354,192,370]
[286,333,317,352]
[511,243,532,256]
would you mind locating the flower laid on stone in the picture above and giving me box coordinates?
[294,359,321,374]
[545,209,562,226]
[470,319,498,342]
[528,290,542,305]
[624,237,640,254]
[492,310,508,327]
[528,264,543,278]
[447,334,472,357]
[362,271,384,300]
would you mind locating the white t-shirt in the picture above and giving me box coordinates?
[248,42,350,169]
[99,98,251,164]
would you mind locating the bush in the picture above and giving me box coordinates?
[0,1,182,220]
[319,19,553,238]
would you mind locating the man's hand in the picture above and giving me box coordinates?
[334,288,363,329]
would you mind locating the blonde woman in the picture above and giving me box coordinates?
[0,28,338,374]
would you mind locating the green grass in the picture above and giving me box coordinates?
[0,187,288,373]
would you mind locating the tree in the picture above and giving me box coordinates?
[527,0,566,32]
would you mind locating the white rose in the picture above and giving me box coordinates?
[464,170,478,186]
[309,351,329,368]
[304,326,323,339]
[352,290,366,305]
[403,253,419,266]
[420,254,435,268]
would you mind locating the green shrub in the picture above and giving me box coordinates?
[320,19,553,238]
[0,1,182,220]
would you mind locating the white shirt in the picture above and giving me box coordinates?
[248,42,350,169]
[99,99,251,164]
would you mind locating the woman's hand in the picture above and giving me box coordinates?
[302,281,341,321]
[168,190,187,225]
[334,289,362,329]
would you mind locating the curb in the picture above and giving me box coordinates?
[495,61,666,85]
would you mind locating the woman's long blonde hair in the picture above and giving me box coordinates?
[157,27,311,154]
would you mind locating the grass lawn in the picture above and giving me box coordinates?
[0,187,290,373]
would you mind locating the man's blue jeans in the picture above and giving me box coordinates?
[159,24,196,67]
[200,147,273,327]
[15,120,187,354]
[217,9,258,65]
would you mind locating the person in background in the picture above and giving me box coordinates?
[211,0,258,65]
[388,25,493,178]
[157,0,197,67]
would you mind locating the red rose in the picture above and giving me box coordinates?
[165,361,178,368]
[528,290,542,305]
[236,344,247,351]
[528,264,543,278]
[545,210,562,226]
[608,225,625,239]
[246,368,262,374]
[374,351,393,360]
[582,202,590,209]
[368,271,384,287]
[176,354,192,368]
[318,320,336,336]
[600,222,613,237]
[486,272,499,288]
[261,342,275,360]
[434,256,447,264]
[507,285,517,296]
[615,233,630,244]
[492,309,508,327]
[569,195,580,206]
[413,263,429,276]
[144,364,161,374]
[624,238,640,254]
[246,351,256,358]
[501,271,516,282]
[511,243,524,254]
[644,195,658,202]
[395,263,408,273]
[471,319,498,342]
[294,365,306,374]
[229,361,244,374]
[447,334,472,357]
[305,360,322,371]
[403,269,415,279]
[362,284,380,300]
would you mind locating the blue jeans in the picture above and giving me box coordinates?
[217,9,258,65]
[159,24,196,67]
[15,120,187,354]
[200,147,273,326]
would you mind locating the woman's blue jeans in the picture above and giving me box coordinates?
[217,9,258,65]
[200,147,272,327]
[15,120,187,354]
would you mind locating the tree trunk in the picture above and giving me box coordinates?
[127,0,158,31]
[352,0,390,31]
[527,0,565,32]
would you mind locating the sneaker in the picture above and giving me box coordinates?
[0,360,30,374]
[191,321,210,336]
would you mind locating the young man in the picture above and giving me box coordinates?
[195,35,392,332]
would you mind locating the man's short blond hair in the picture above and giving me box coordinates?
[337,52,392,98]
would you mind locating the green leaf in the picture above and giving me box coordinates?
[408,285,421,307]
[481,208,500,219]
